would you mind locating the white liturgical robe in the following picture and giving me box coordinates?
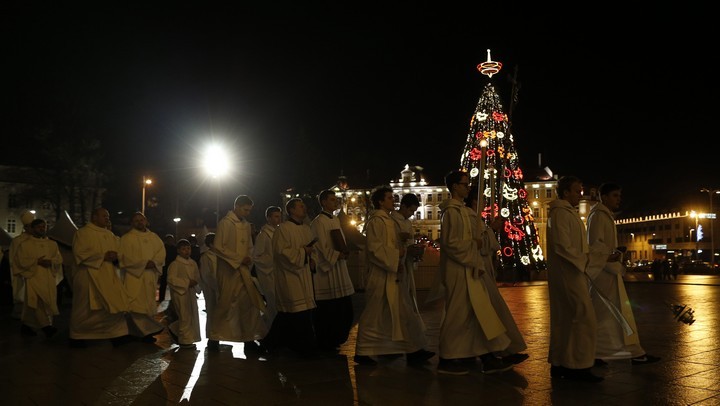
[355,209,428,356]
[587,202,643,358]
[437,199,510,359]
[210,211,267,342]
[119,228,165,336]
[168,256,202,345]
[310,212,354,300]
[15,236,63,328]
[272,220,317,313]
[70,223,130,339]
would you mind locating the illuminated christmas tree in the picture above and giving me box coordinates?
[459,49,546,276]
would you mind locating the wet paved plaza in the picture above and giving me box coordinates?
[2,275,720,405]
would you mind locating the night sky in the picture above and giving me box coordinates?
[4,4,718,225]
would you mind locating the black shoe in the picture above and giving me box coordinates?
[141,335,157,343]
[69,338,88,348]
[21,324,37,336]
[353,355,377,366]
[631,354,661,365]
[503,353,530,365]
[406,349,435,365]
[42,326,58,338]
[594,358,609,367]
[207,339,220,351]
[481,355,514,374]
[110,335,133,347]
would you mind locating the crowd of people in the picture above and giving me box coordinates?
[1,172,661,381]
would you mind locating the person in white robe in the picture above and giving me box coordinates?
[389,193,423,323]
[586,182,659,365]
[168,239,202,349]
[209,195,268,353]
[15,219,63,338]
[69,208,131,347]
[8,210,35,319]
[547,175,607,382]
[310,190,355,352]
[252,206,282,328]
[119,212,166,341]
[436,171,512,376]
[264,198,319,356]
[354,186,434,366]
[464,187,529,365]
[198,232,219,348]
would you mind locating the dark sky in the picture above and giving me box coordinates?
[4,4,718,224]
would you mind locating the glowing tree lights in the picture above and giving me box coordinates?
[459,49,546,276]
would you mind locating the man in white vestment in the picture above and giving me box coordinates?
[436,171,512,375]
[69,207,132,348]
[464,187,529,366]
[354,187,434,366]
[264,198,319,357]
[209,195,268,353]
[389,193,422,321]
[167,239,202,349]
[9,210,35,319]
[15,219,63,338]
[252,206,282,328]
[310,190,355,352]
[586,182,660,366]
[119,212,165,342]
[547,175,607,382]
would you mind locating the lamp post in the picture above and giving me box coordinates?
[691,211,699,261]
[142,176,152,215]
[700,188,720,268]
[173,217,181,238]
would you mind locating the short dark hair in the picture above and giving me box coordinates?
[285,198,303,214]
[30,219,46,227]
[556,175,581,198]
[234,195,254,207]
[444,169,467,190]
[204,233,215,247]
[371,186,393,209]
[176,239,191,248]
[598,182,621,196]
[400,193,420,208]
[318,189,335,204]
[265,206,281,218]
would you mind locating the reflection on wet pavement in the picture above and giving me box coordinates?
[3,277,720,404]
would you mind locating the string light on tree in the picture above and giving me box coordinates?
[459,49,546,275]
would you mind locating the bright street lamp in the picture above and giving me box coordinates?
[700,188,720,268]
[142,176,153,215]
[202,143,231,227]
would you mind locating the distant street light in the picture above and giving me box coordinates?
[691,211,699,261]
[142,176,153,215]
[202,143,231,227]
[700,188,720,269]
[173,217,181,238]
